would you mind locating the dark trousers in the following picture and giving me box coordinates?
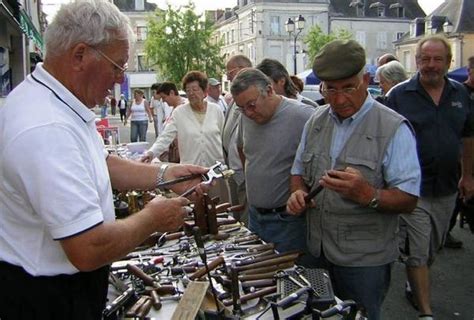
[119,108,127,122]
[0,261,109,320]
[309,251,392,320]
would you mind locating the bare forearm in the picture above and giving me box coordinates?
[107,155,158,191]
[290,175,307,193]
[375,188,417,213]
[61,203,181,271]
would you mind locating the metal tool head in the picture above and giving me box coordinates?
[201,161,233,185]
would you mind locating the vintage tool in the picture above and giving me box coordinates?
[294,266,312,288]
[234,253,301,272]
[102,287,138,320]
[125,295,150,317]
[180,161,234,197]
[222,286,277,307]
[126,264,176,295]
[304,184,323,203]
[188,256,225,280]
[230,263,242,316]
[275,270,306,289]
[239,261,295,275]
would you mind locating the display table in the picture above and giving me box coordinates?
[104,199,344,319]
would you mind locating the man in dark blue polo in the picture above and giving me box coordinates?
[386,35,474,320]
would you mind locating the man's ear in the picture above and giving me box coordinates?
[70,43,89,72]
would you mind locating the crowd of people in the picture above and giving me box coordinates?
[0,0,473,319]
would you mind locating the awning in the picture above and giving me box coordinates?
[19,9,44,54]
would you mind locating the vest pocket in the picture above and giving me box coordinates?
[336,221,385,254]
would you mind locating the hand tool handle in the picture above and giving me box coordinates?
[304,184,323,203]
[125,296,149,317]
[181,185,198,197]
[239,271,276,282]
[149,289,162,310]
[241,278,276,289]
[235,253,300,272]
[222,286,277,306]
[157,174,202,189]
[136,297,153,318]
[126,264,155,287]
[189,256,225,280]
[276,286,312,309]
[240,261,295,275]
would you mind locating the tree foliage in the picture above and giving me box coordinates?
[304,25,353,67]
[145,2,225,86]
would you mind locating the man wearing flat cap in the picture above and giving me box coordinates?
[287,39,421,319]
[207,77,228,115]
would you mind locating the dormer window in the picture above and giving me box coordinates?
[369,2,386,17]
[389,3,405,18]
[349,0,364,17]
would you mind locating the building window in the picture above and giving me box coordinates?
[376,32,387,49]
[231,29,235,43]
[270,16,280,36]
[135,0,144,11]
[377,6,385,17]
[137,55,148,71]
[396,32,404,40]
[137,26,148,41]
[226,31,230,45]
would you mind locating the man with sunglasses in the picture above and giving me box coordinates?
[230,68,315,264]
[0,1,207,319]
[287,39,421,319]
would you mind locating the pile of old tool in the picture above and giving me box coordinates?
[104,162,343,319]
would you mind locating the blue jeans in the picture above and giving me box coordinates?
[130,120,148,142]
[311,252,392,320]
[248,205,308,259]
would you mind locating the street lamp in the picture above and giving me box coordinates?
[285,14,305,75]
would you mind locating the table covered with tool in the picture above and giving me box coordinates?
[104,161,354,319]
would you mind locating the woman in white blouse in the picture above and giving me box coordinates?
[142,71,227,200]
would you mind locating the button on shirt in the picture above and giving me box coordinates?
[292,94,421,196]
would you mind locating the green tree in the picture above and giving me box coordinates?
[304,26,352,67]
[145,2,225,86]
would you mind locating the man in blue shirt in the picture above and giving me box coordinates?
[287,39,421,320]
[386,35,474,320]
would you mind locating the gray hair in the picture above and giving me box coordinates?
[256,58,298,98]
[375,60,408,85]
[44,0,134,58]
[230,68,272,97]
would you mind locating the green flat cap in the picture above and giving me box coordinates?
[312,39,366,81]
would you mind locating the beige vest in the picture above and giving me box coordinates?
[302,102,406,266]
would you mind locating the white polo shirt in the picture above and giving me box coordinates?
[0,63,115,275]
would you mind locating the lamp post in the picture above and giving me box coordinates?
[285,14,305,75]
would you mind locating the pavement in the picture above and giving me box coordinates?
[99,111,474,320]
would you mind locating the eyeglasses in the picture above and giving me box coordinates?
[90,46,128,75]
[236,92,262,114]
[320,81,363,98]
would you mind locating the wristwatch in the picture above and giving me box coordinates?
[368,189,380,209]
